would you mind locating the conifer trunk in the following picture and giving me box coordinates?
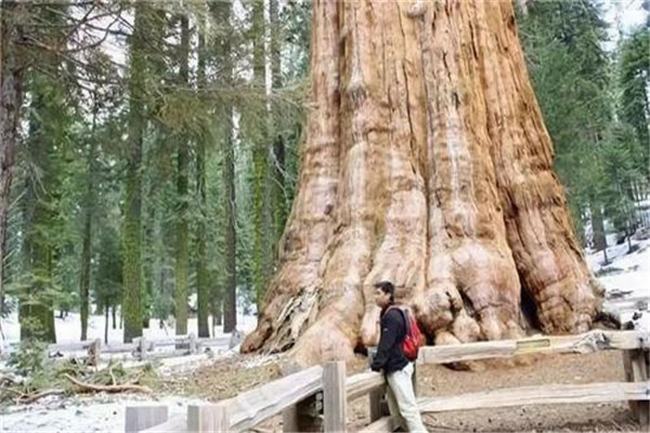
[123,2,147,343]
[0,2,24,320]
[211,1,237,333]
[80,109,97,341]
[269,0,287,243]
[251,0,274,306]
[196,18,210,339]
[243,0,602,365]
[174,14,190,337]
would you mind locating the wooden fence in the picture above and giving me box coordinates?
[126,329,650,432]
[36,334,231,363]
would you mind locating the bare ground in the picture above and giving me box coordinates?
[164,351,644,432]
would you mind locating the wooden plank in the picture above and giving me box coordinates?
[88,339,101,366]
[418,381,650,413]
[418,330,647,364]
[48,337,227,355]
[646,350,650,427]
[187,404,229,433]
[629,349,649,428]
[368,387,387,422]
[139,414,186,433]
[48,341,92,352]
[345,371,384,401]
[188,337,229,347]
[282,405,300,433]
[146,349,191,360]
[228,365,323,431]
[622,350,639,416]
[360,416,400,433]
[103,343,137,354]
[323,362,346,432]
[137,337,147,361]
[125,405,168,433]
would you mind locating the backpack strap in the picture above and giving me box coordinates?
[386,305,410,334]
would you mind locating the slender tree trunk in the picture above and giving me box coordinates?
[174,14,190,337]
[0,2,24,322]
[591,201,606,253]
[223,118,237,333]
[196,21,210,338]
[104,303,109,344]
[211,1,237,333]
[243,0,601,365]
[214,301,223,326]
[269,0,287,244]
[123,3,147,343]
[112,304,117,330]
[80,110,97,341]
[251,0,274,307]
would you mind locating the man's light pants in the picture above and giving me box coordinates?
[386,362,428,433]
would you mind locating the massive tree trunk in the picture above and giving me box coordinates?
[242,0,602,365]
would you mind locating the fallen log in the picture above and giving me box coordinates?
[17,389,65,404]
[64,374,152,394]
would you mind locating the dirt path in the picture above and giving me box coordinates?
[167,351,642,432]
[411,351,640,432]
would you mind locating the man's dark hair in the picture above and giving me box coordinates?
[374,281,395,303]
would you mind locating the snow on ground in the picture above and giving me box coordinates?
[0,394,206,433]
[0,311,258,433]
[1,240,648,432]
[586,237,650,331]
[1,311,258,349]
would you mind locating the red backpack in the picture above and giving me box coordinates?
[387,306,425,361]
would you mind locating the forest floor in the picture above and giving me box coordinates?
[159,349,640,433]
[0,237,648,432]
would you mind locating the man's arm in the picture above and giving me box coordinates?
[370,310,400,371]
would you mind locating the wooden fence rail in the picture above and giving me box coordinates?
[128,329,650,433]
[23,334,232,363]
[417,329,648,364]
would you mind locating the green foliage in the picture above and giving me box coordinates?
[519,0,647,247]
[2,0,308,341]
[618,27,650,176]
[8,339,47,375]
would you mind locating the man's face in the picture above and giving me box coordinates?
[374,288,391,308]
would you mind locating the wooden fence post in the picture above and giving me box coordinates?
[368,387,389,422]
[282,395,322,433]
[88,338,101,366]
[188,403,230,433]
[136,337,147,361]
[323,361,347,433]
[124,405,168,433]
[623,349,649,428]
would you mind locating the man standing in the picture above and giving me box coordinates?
[370,281,428,433]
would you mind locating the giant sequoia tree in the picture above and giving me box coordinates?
[242,0,603,365]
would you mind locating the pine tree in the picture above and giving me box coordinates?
[619,28,649,177]
[174,13,191,337]
[122,2,149,343]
